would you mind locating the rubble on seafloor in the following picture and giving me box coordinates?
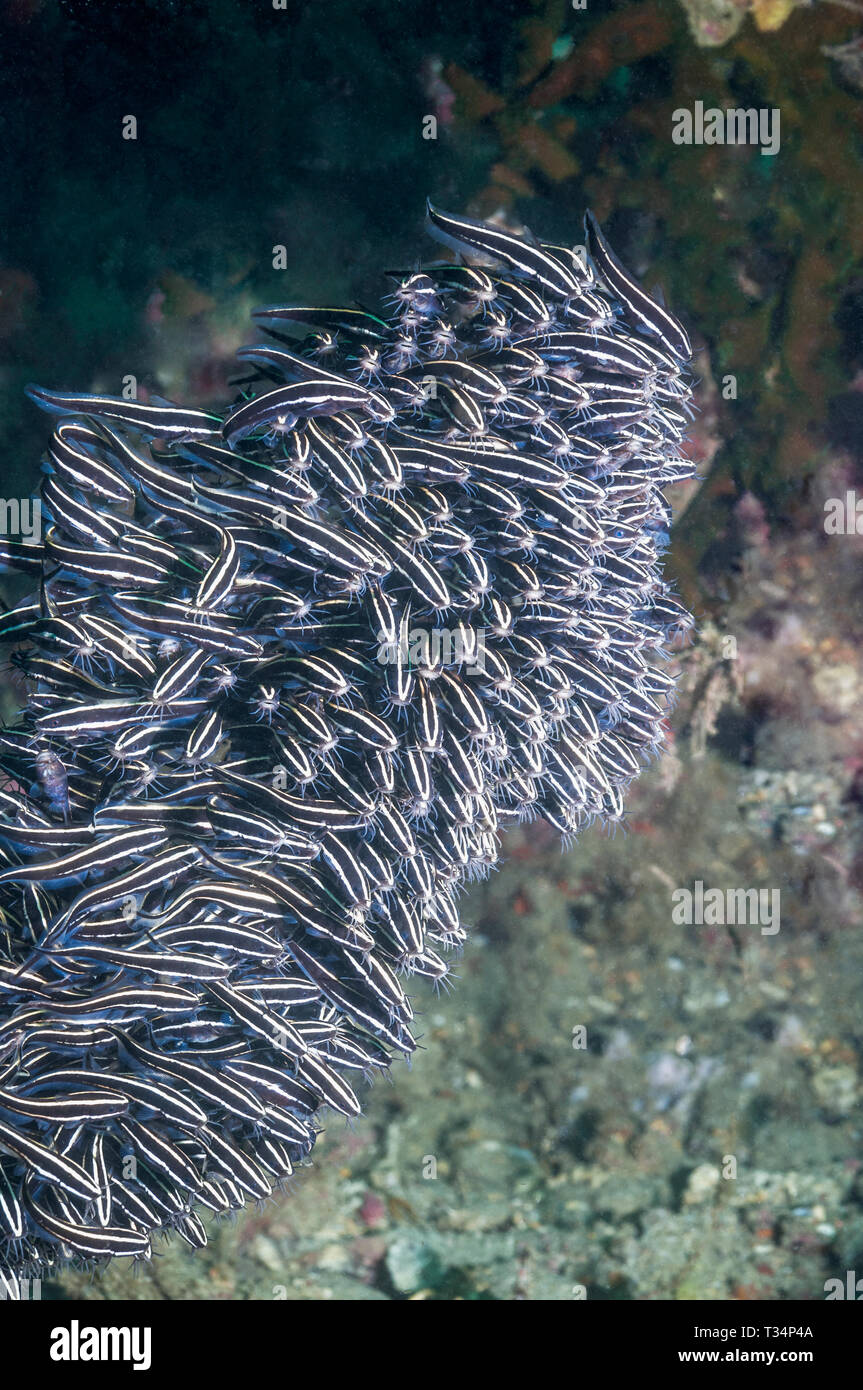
[53,451,863,1300]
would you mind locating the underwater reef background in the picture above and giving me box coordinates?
[2,0,863,1300]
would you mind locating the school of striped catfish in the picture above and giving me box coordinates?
[0,203,695,1286]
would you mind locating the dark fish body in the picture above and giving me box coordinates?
[0,203,695,1279]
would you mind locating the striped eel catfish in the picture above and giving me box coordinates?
[0,201,695,1287]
